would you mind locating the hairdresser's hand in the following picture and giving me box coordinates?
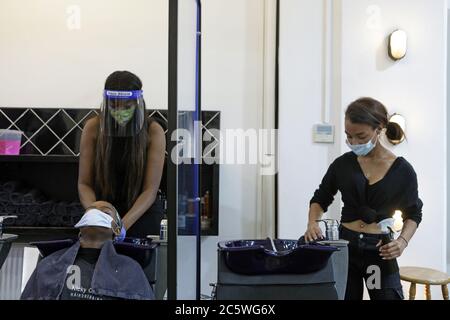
[304,221,324,243]
[378,239,407,260]
[115,226,126,242]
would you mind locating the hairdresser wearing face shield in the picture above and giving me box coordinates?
[304,97,423,300]
[78,71,166,239]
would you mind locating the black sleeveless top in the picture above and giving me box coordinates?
[109,137,132,216]
[95,117,165,237]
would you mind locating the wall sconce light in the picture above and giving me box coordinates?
[388,29,407,61]
[388,113,406,145]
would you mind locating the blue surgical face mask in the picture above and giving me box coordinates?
[346,132,378,156]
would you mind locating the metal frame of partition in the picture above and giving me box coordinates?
[194,0,202,301]
[167,0,205,300]
[275,0,280,238]
[167,0,178,300]
[167,0,203,300]
[167,0,202,300]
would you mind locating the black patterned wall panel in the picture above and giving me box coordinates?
[0,108,220,157]
[0,108,220,236]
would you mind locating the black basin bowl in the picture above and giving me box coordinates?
[218,239,338,275]
[30,237,158,269]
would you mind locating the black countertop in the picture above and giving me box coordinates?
[4,227,79,243]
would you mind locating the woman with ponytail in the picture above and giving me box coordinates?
[304,97,422,300]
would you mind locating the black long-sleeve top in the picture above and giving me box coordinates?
[310,152,423,226]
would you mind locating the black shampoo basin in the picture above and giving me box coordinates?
[218,239,338,275]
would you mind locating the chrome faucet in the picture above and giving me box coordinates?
[316,219,340,241]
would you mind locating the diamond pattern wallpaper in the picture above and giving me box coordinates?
[0,108,220,157]
[0,108,220,231]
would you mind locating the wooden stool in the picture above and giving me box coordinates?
[400,266,450,300]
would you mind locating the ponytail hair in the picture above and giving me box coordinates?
[345,97,406,145]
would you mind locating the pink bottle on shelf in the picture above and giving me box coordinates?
[0,130,23,155]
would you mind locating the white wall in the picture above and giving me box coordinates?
[279,0,331,239]
[279,0,448,299]
[278,0,344,238]
[0,0,168,109]
[447,6,450,273]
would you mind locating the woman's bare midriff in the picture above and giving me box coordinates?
[341,220,383,234]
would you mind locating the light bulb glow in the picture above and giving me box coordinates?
[393,210,404,232]
[389,114,406,132]
[389,30,407,61]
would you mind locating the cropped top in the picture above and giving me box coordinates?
[310,152,423,226]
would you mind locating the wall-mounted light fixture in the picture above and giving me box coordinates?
[388,113,406,145]
[388,29,407,61]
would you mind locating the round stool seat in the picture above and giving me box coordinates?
[400,267,450,285]
[400,266,450,300]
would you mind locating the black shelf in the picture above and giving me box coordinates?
[5,227,78,243]
[1,108,221,237]
[0,155,79,163]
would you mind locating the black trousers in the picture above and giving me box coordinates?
[339,225,404,300]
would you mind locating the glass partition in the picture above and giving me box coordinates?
[167,0,202,300]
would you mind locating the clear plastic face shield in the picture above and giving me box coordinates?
[100,90,145,137]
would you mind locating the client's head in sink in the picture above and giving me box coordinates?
[21,199,155,300]
[75,201,122,249]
